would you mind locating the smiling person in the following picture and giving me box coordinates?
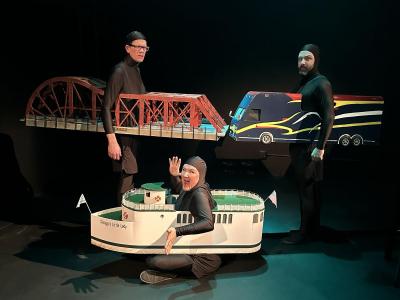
[140,156,221,284]
[283,44,335,244]
[101,31,149,206]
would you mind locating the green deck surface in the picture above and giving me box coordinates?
[99,210,122,220]
[126,194,145,203]
[98,193,261,221]
[125,193,259,205]
[213,194,259,205]
[141,182,166,191]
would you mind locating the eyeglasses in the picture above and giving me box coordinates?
[129,44,150,52]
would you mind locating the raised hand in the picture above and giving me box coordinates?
[169,156,181,176]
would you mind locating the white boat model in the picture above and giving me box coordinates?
[91,186,265,254]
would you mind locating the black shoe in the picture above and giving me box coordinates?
[140,269,177,284]
[282,230,308,245]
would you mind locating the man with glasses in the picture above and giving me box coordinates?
[101,30,150,205]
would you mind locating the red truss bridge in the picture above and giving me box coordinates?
[24,76,228,141]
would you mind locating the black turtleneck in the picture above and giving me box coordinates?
[170,175,216,237]
[102,56,146,134]
[297,71,335,150]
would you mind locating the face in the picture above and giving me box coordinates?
[181,164,200,191]
[298,50,315,75]
[125,39,148,63]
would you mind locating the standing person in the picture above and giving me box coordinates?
[101,31,149,205]
[282,44,335,244]
[140,156,221,284]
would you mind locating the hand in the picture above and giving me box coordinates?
[164,227,177,255]
[106,133,121,160]
[108,141,122,160]
[311,147,324,161]
[169,156,181,176]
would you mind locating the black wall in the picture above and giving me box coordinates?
[0,0,396,222]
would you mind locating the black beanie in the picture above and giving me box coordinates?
[184,156,207,187]
[300,43,320,73]
[125,31,146,45]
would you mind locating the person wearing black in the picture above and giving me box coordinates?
[101,31,149,205]
[282,44,335,244]
[140,156,221,284]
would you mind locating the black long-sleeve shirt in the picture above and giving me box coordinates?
[298,74,334,149]
[102,56,145,134]
[171,176,216,237]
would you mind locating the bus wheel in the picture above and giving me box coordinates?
[338,134,351,146]
[260,132,273,144]
[351,134,363,146]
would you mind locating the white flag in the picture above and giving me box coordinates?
[76,194,87,208]
[76,194,92,213]
[268,190,277,207]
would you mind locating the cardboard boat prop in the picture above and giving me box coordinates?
[91,183,266,254]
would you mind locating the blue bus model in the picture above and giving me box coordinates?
[229,91,384,146]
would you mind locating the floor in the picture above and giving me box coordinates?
[1,147,399,300]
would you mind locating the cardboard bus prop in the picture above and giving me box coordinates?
[229,91,383,146]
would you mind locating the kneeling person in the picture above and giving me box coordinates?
[140,156,221,284]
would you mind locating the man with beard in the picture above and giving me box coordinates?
[101,31,149,205]
[282,44,335,244]
[140,156,221,284]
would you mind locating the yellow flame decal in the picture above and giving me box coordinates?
[237,121,381,135]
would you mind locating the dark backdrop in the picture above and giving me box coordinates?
[0,0,396,226]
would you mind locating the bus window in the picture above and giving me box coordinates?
[212,214,216,223]
[245,109,261,122]
[183,214,187,224]
[260,212,264,221]
[177,214,181,224]
[188,214,193,223]
[217,214,221,223]
[223,214,227,224]
[228,214,233,224]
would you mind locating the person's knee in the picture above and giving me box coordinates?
[146,255,158,269]
[146,255,167,270]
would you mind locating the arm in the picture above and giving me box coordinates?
[165,188,214,255]
[311,80,334,161]
[175,188,214,236]
[316,79,334,150]
[102,68,124,160]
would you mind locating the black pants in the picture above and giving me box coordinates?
[146,254,194,275]
[289,143,323,235]
[146,254,221,278]
[113,136,139,206]
[117,172,134,206]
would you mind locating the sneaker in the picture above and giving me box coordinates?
[140,269,177,284]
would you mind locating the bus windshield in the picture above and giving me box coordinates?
[233,107,245,120]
